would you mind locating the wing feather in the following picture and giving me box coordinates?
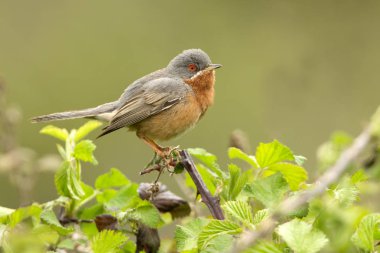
[98,78,188,137]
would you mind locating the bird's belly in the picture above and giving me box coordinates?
[133,96,202,141]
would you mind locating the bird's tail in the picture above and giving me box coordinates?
[31,101,119,123]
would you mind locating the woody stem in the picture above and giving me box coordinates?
[180,150,225,220]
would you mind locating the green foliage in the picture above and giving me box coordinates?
[351,213,380,252]
[277,219,329,253]
[175,218,209,252]
[255,140,295,168]
[91,230,128,253]
[2,122,380,253]
[243,172,288,208]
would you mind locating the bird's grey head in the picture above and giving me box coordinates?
[167,49,221,79]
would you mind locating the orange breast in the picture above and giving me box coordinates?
[184,69,215,115]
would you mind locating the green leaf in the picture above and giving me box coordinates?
[244,240,283,253]
[79,203,104,220]
[105,184,139,210]
[55,161,72,197]
[350,169,368,184]
[228,147,257,167]
[333,184,359,207]
[8,204,42,228]
[95,168,130,190]
[55,161,84,199]
[198,220,242,250]
[67,164,85,199]
[75,120,102,142]
[351,213,380,252]
[264,162,308,191]
[74,140,98,164]
[253,209,269,225]
[255,140,294,168]
[57,238,75,250]
[40,209,74,235]
[91,230,128,253]
[201,234,234,253]
[175,218,209,251]
[277,219,328,253]
[188,148,224,177]
[222,201,253,228]
[120,200,162,228]
[244,173,288,208]
[40,125,68,141]
[226,164,249,200]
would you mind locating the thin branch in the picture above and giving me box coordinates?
[180,150,225,220]
[237,125,374,251]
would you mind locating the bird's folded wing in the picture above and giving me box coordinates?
[98,78,188,137]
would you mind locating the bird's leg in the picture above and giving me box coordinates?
[139,135,170,158]
[138,135,181,176]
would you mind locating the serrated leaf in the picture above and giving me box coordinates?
[67,164,85,199]
[333,184,359,207]
[351,169,368,184]
[201,234,233,253]
[95,168,130,190]
[40,125,68,141]
[91,230,128,253]
[40,209,73,235]
[55,161,84,199]
[55,161,71,197]
[105,184,139,210]
[8,204,42,228]
[79,203,104,220]
[228,147,257,167]
[277,219,328,253]
[255,140,294,168]
[74,120,102,142]
[226,164,249,200]
[198,220,242,250]
[74,140,97,164]
[57,238,75,250]
[222,201,253,227]
[123,201,162,228]
[175,218,209,251]
[264,162,308,190]
[188,148,224,177]
[351,213,380,252]
[253,209,269,225]
[244,173,288,208]
[244,240,283,253]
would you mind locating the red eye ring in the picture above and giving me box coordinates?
[187,63,198,72]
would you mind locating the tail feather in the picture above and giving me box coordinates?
[31,101,119,123]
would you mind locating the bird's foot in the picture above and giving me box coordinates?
[140,146,182,181]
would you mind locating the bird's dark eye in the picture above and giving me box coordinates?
[187,63,198,72]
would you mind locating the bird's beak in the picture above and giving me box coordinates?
[208,63,222,70]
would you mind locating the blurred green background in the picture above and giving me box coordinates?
[1,0,380,208]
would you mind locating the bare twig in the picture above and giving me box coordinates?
[237,124,375,251]
[180,150,225,220]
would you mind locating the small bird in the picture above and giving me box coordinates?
[32,49,221,158]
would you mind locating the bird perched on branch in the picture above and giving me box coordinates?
[32,49,221,159]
